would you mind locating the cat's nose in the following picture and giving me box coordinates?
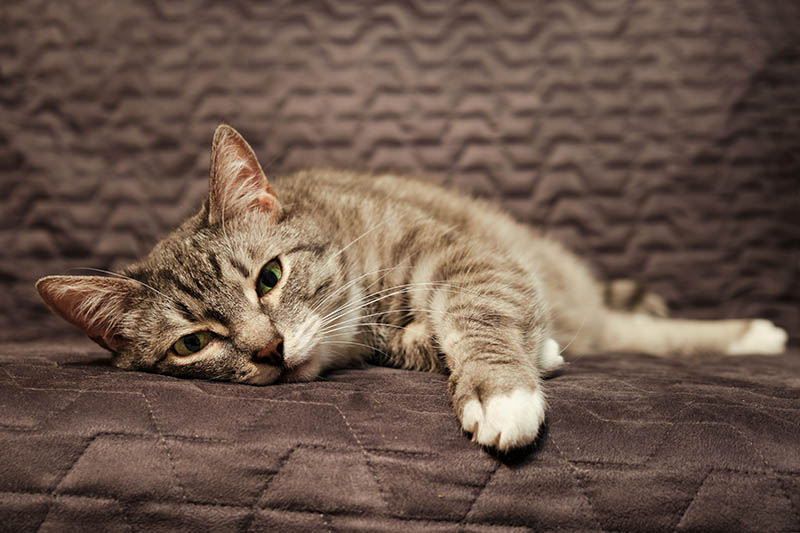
[253,337,284,366]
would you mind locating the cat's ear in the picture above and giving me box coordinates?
[207,124,281,225]
[35,275,140,352]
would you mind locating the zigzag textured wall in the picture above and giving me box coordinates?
[1,0,798,341]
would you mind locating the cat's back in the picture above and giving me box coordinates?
[273,169,571,285]
[273,168,604,344]
[275,168,526,239]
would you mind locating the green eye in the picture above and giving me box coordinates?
[257,258,282,297]
[173,331,213,357]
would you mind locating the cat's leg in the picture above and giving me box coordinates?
[522,238,788,357]
[387,320,444,372]
[597,311,788,356]
[387,317,562,374]
[428,284,551,451]
[603,279,669,318]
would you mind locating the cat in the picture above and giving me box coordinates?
[36,125,788,451]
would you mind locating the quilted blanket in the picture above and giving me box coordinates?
[2,342,799,531]
[1,0,798,531]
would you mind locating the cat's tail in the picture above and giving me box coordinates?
[603,279,669,318]
[596,311,788,356]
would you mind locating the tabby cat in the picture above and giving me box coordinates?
[36,125,788,451]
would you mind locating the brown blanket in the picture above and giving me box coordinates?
[1,342,799,531]
[1,0,798,530]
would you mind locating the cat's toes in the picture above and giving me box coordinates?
[726,319,788,356]
[460,397,484,434]
[540,338,565,374]
[460,388,546,451]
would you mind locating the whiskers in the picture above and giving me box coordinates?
[317,333,392,362]
[317,280,483,328]
[558,310,588,356]
[68,267,180,306]
[313,272,577,372]
[312,278,488,364]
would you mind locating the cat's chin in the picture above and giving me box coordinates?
[238,355,322,385]
[280,356,323,383]
[241,366,282,386]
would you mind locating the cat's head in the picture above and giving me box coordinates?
[36,125,360,384]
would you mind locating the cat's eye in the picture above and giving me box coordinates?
[173,331,213,356]
[257,258,282,297]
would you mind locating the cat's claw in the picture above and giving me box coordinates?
[460,388,546,451]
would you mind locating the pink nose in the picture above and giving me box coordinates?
[253,337,284,366]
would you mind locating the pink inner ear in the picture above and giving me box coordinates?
[256,192,281,223]
[208,126,281,224]
[36,276,136,353]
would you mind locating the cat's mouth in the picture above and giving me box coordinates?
[278,330,321,382]
[241,351,320,385]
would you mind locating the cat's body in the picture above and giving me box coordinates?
[37,125,788,451]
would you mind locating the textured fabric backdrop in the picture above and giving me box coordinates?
[2,0,798,342]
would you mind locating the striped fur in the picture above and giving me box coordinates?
[36,125,788,451]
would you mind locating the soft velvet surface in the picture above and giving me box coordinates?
[1,0,798,530]
[1,342,799,531]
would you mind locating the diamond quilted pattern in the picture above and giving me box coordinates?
[676,471,800,532]
[132,501,252,532]
[54,434,184,501]
[145,385,354,447]
[549,404,672,465]
[0,434,87,492]
[36,496,130,533]
[0,346,798,530]
[42,391,155,436]
[247,507,331,532]
[0,492,50,532]
[0,387,79,429]
[259,446,387,514]
[464,465,598,529]
[652,422,772,470]
[370,451,497,521]
[577,465,703,531]
[165,439,285,506]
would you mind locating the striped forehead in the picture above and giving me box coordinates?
[129,247,255,319]
[173,231,265,277]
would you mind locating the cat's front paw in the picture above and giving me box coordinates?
[460,388,546,451]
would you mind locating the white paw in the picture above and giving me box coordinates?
[460,388,546,451]
[726,319,788,356]
[540,338,565,373]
